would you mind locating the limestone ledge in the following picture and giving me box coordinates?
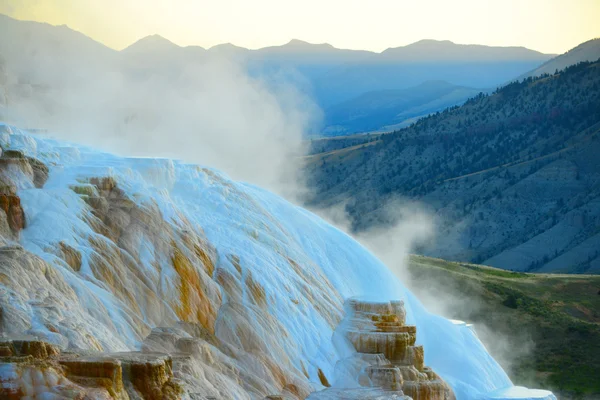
[0,338,183,400]
[309,298,455,400]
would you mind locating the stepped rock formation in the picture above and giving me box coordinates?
[0,337,184,399]
[309,299,454,400]
[0,123,555,399]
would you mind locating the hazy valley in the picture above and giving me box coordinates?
[0,13,556,138]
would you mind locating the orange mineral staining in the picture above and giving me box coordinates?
[171,243,219,334]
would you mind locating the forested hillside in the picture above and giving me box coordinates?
[306,60,600,273]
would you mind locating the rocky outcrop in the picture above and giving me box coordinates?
[0,171,24,239]
[0,144,49,240]
[98,352,182,400]
[310,299,454,400]
[0,338,60,359]
[0,337,185,400]
[58,354,129,399]
[0,149,48,189]
[0,338,108,399]
[0,194,24,235]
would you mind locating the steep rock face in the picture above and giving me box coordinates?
[0,123,555,399]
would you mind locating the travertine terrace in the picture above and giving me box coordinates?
[0,123,556,399]
[309,298,454,400]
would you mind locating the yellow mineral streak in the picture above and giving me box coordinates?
[229,254,243,274]
[287,257,343,329]
[216,265,244,304]
[300,361,309,379]
[171,243,220,334]
[89,237,143,316]
[282,382,312,399]
[57,241,83,271]
[317,368,331,387]
[214,300,314,399]
[195,243,215,277]
[245,271,268,309]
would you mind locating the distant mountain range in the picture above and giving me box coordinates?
[306,59,600,274]
[312,40,552,107]
[319,39,600,136]
[322,80,483,136]
[0,13,557,136]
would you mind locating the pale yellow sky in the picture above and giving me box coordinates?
[1,0,599,54]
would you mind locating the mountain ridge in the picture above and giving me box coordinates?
[307,60,600,274]
[520,38,600,79]
[122,33,194,53]
[0,12,559,122]
[1,13,557,57]
[381,39,553,62]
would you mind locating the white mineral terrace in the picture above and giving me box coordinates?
[0,123,555,399]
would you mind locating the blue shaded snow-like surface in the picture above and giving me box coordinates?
[0,123,555,400]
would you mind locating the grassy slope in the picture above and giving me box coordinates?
[407,255,600,399]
